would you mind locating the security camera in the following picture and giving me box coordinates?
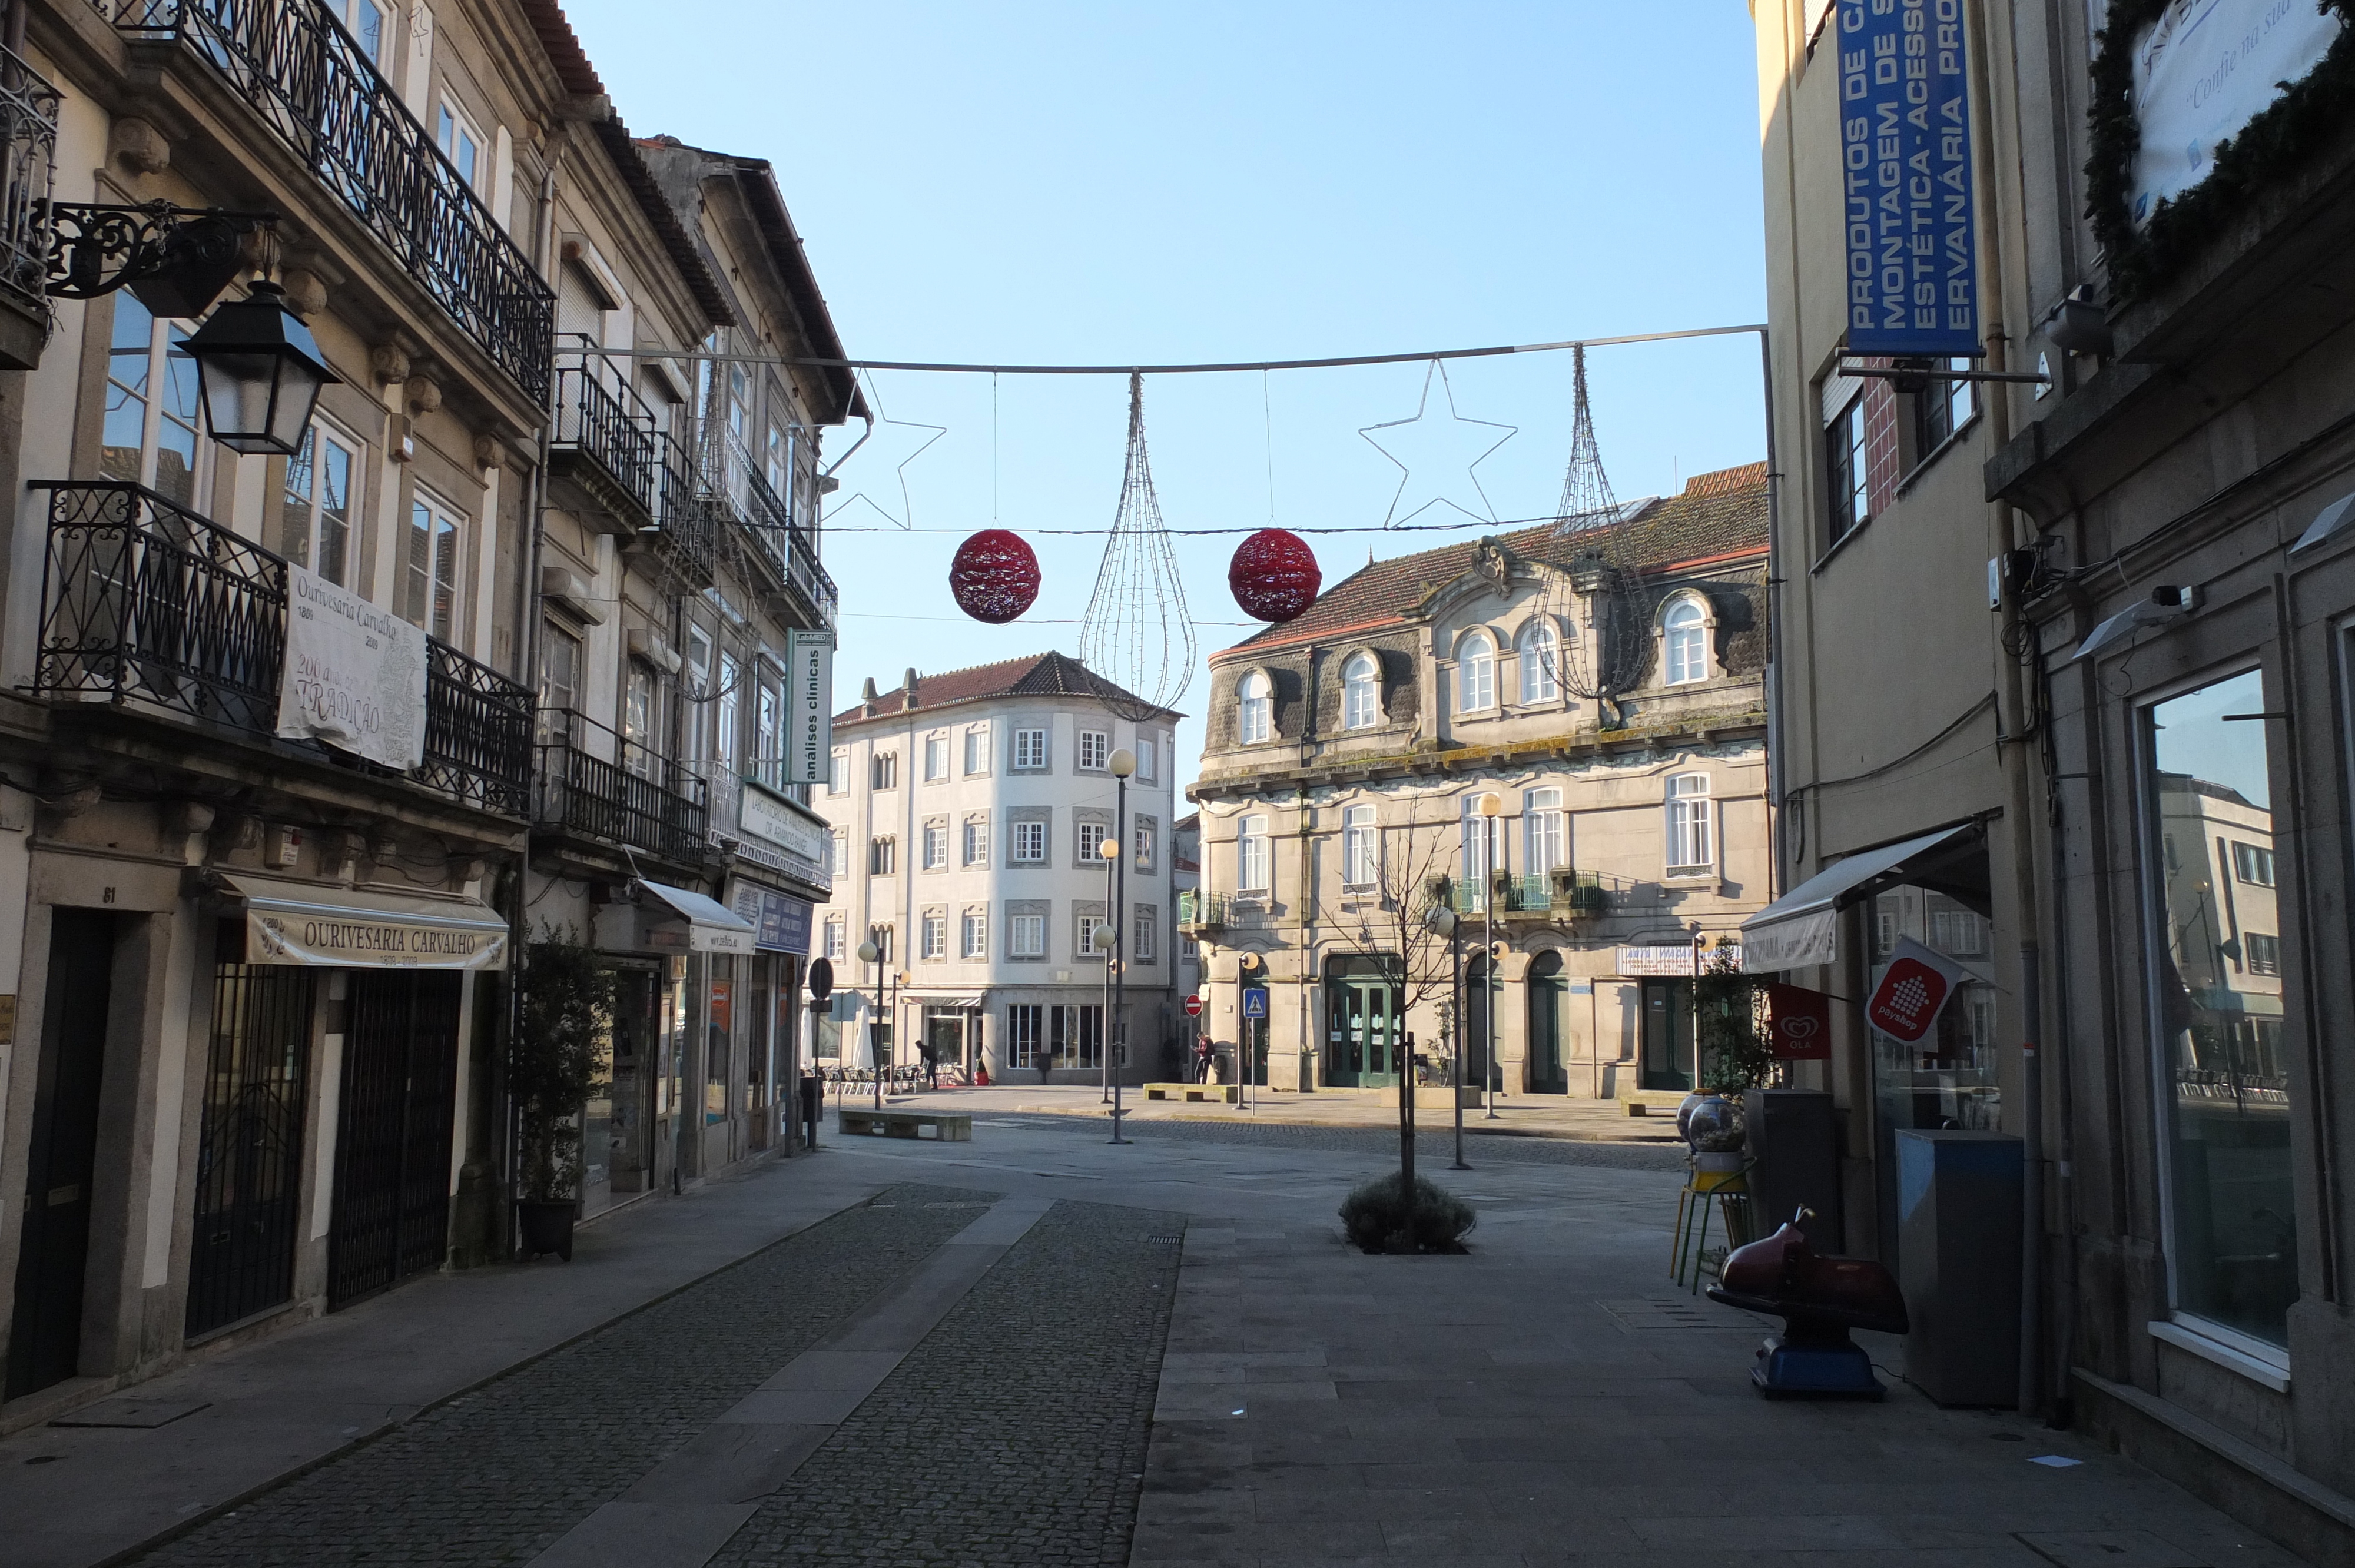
[2073,584,2198,663]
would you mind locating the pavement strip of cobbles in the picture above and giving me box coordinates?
[124,1184,997,1568]
[976,1112,1691,1172]
[711,1197,1185,1568]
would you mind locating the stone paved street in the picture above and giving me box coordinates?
[2,1115,2316,1567]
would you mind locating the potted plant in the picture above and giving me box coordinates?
[512,927,613,1262]
[1685,943,1776,1170]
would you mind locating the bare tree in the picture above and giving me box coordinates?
[1322,797,1468,1192]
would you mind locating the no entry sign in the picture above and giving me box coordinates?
[1183,992,1203,1016]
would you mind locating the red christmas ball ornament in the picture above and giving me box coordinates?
[948,529,1041,623]
[1228,528,1321,623]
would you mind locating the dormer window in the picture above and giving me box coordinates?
[1664,599,1709,685]
[1238,670,1272,743]
[1342,653,1379,729]
[1519,622,1560,703]
[1458,632,1495,712]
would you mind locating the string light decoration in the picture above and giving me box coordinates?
[820,371,944,530]
[1078,371,1195,720]
[1228,528,1321,623]
[947,528,1040,623]
[1537,345,1648,704]
[1358,360,1517,529]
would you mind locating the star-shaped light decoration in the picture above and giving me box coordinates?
[1358,360,1518,529]
[820,372,944,530]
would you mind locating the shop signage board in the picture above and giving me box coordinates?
[1865,936,1967,1043]
[276,562,428,769]
[1617,945,1722,977]
[728,878,813,955]
[227,874,510,971]
[2130,0,2340,228]
[784,630,833,785]
[738,780,830,879]
[1837,0,1981,356]
[1766,982,1835,1059]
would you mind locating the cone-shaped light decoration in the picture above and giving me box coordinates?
[1078,372,1195,720]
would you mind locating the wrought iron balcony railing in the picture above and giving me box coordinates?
[550,354,657,529]
[643,431,716,585]
[535,707,708,865]
[0,46,58,318]
[704,430,836,628]
[1178,891,1229,931]
[111,0,553,402]
[32,481,533,815]
[1436,871,1609,917]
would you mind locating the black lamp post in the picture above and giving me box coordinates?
[1108,746,1136,1143]
[855,932,883,1112]
[180,280,340,456]
[1426,901,1469,1171]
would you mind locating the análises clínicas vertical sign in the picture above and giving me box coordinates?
[1839,0,1980,357]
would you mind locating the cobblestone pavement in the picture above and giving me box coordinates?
[713,1198,1185,1567]
[979,1113,1690,1172]
[128,1185,995,1567]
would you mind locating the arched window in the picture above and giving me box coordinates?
[1520,622,1560,703]
[1342,653,1379,729]
[1458,632,1495,712]
[1663,599,1709,685]
[1237,670,1272,743]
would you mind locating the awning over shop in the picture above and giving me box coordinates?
[1740,824,1985,974]
[222,873,510,971]
[637,879,758,954]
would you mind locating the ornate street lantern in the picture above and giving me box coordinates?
[179,280,340,457]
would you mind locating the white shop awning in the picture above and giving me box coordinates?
[224,873,510,971]
[1739,825,1982,974]
[638,879,758,954]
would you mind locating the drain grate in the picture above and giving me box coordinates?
[1599,1297,1727,1330]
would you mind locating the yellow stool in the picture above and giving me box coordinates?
[1671,1162,1754,1293]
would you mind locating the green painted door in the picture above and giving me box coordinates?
[1325,975,1401,1087]
[1527,957,1568,1094]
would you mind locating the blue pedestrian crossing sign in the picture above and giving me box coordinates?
[1241,988,1269,1019]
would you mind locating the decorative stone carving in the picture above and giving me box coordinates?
[473,431,505,470]
[109,117,170,175]
[370,343,411,384]
[406,373,443,415]
[278,267,328,320]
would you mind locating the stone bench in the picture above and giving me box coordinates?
[1143,1082,1239,1104]
[837,1108,973,1141]
[1623,1089,1692,1118]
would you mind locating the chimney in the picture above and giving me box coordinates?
[903,667,920,708]
[861,675,879,716]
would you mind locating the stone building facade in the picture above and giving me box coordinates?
[0,0,855,1425]
[1187,465,1772,1099]
[1749,0,2355,1553]
[812,654,1182,1085]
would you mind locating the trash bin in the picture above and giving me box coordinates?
[1895,1129,2021,1406]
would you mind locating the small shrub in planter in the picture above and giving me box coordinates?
[512,928,613,1261]
[1339,1172,1477,1255]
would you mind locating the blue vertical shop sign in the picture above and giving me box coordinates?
[1840,0,1980,356]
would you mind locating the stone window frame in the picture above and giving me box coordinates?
[1008,806,1052,868]
[919,905,949,962]
[1006,898,1050,961]
[1133,813,1159,874]
[960,903,990,959]
[1452,626,1500,715]
[920,815,950,873]
[1075,806,1113,868]
[922,729,951,782]
[963,722,993,776]
[1074,898,1109,958]
[1657,591,1717,688]
[1235,667,1277,746]
[1010,720,1051,773]
[1133,903,1157,963]
[1339,647,1385,730]
[961,812,990,868]
[1513,616,1566,708]
[1076,726,1111,773]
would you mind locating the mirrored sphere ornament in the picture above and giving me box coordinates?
[1684,1094,1747,1155]
[1228,527,1321,623]
[948,528,1041,623]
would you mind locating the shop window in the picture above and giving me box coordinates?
[2144,668,2297,1350]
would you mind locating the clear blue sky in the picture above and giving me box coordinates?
[563,2,1769,793]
